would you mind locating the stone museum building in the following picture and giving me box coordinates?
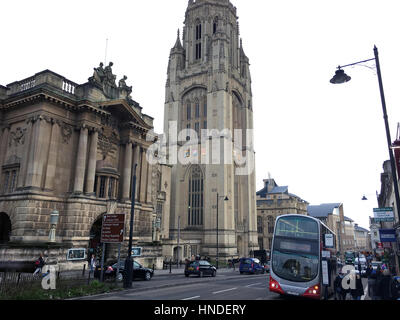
[256,178,309,251]
[163,0,258,261]
[0,64,171,269]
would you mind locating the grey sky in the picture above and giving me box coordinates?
[2,0,400,229]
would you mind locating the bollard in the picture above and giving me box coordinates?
[82,264,86,277]
[169,259,172,274]
[153,264,155,271]
[17,273,21,285]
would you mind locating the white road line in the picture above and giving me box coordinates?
[182,296,200,300]
[213,287,237,295]
[245,282,263,288]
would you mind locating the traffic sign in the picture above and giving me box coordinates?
[131,247,142,257]
[101,214,125,243]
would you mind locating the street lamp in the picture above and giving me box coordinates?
[123,164,137,289]
[48,210,59,243]
[330,46,400,226]
[216,193,229,269]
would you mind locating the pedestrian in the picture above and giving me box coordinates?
[373,265,383,300]
[350,274,364,300]
[33,253,45,276]
[378,269,393,300]
[391,276,400,300]
[334,272,346,300]
[367,264,377,299]
[89,254,96,275]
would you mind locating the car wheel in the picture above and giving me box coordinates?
[116,273,123,282]
[145,271,151,281]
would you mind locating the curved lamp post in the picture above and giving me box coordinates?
[330,46,400,226]
[216,193,229,269]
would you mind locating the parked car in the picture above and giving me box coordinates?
[239,258,265,274]
[185,260,216,278]
[94,260,154,281]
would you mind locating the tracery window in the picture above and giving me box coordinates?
[188,166,204,226]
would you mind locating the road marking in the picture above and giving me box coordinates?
[182,296,200,300]
[245,282,263,288]
[213,287,237,294]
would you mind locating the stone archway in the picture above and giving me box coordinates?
[89,215,107,261]
[0,213,11,244]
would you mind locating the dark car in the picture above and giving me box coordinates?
[185,260,217,278]
[95,260,154,281]
[239,258,265,274]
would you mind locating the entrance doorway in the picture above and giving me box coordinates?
[89,215,107,262]
[0,213,11,244]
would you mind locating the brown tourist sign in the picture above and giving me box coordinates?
[100,214,125,243]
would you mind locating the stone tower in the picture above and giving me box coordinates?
[163,0,257,261]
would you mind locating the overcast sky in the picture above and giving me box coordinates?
[2,0,400,230]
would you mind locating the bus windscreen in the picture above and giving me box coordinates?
[275,216,319,240]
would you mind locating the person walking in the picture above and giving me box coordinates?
[89,254,96,276]
[350,274,364,300]
[378,269,392,300]
[366,264,377,299]
[334,272,346,300]
[373,265,383,300]
[391,276,400,300]
[33,253,45,276]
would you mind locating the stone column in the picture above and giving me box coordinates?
[17,120,32,189]
[73,125,89,194]
[139,147,148,203]
[25,116,48,189]
[85,129,99,195]
[146,159,153,204]
[44,120,61,191]
[0,125,10,169]
[132,144,141,201]
[122,142,133,201]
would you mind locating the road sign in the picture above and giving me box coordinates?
[101,214,125,243]
[373,208,395,222]
[379,229,396,243]
[131,247,142,257]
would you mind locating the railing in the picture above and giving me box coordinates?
[19,78,36,92]
[62,80,76,94]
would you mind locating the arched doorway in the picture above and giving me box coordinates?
[89,215,106,261]
[0,213,11,243]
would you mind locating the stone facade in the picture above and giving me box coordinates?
[162,0,258,261]
[0,66,171,269]
[256,178,308,251]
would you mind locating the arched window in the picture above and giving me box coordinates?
[195,21,202,60]
[213,18,218,34]
[267,216,274,234]
[188,166,204,226]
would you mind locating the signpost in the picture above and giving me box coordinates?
[100,214,125,282]
[373,208,395,222]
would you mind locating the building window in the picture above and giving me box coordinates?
[267,216,274,234]
[95,174,119,199]
[195,103,200,118]
[257,216,263,234]
[195,122,200,137]
[188,166,204,226]
[2,167,19,194]
[187,104,192,120]
[203,102,207,117]
[213,18,218,34]
[195,22,202,60]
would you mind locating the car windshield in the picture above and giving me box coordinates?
[199,261,210,266]
[272,250,319,283]
[241,259,253,265]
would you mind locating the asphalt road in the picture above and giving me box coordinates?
[78,272,282,300]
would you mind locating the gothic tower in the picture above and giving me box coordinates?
[163,0,257,261]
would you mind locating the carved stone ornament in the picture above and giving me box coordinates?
[9,127,27,147]
[61,123,73,144]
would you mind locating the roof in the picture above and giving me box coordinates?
[344,216,354,222]
[307,203,341,218]
[355,225,369,233]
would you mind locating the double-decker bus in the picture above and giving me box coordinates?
[269,214,337,299]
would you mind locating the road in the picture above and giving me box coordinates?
[76,269,369,301]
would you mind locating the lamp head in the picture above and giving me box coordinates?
[362,195,368,201]
[330,68,351,84]
[50,210,59,225]
[224,196,229,201]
